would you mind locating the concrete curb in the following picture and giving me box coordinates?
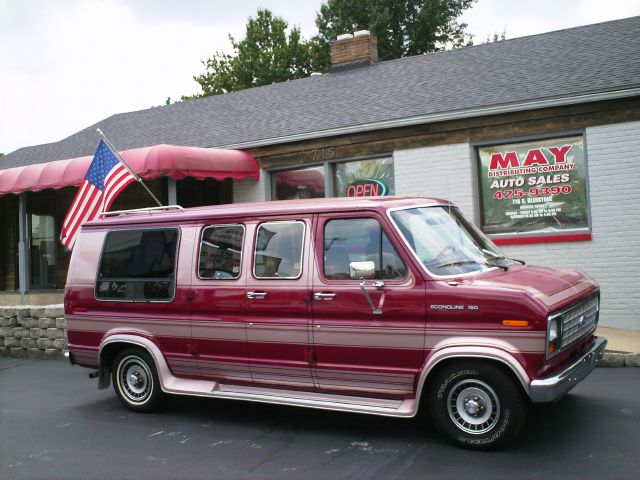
[599,352,640,367]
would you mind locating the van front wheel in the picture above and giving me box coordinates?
[112,348,165,412]
[428,361,526,449]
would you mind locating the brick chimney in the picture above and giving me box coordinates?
[330,30,378,70]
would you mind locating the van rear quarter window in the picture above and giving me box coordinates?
[96,228,178,301]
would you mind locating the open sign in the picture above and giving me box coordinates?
[345,179,388,197]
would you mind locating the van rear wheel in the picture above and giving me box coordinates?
[428,361,526,449]
[112,348,165,412]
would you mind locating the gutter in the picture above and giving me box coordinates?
[218,87,640,150]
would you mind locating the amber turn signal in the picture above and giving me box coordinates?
[502,320,529,327]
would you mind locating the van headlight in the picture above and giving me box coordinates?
[546,316,561,358]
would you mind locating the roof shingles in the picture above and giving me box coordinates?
[3,16,639,169]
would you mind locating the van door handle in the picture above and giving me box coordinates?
[247,291,267,299]
[314,292,336,300]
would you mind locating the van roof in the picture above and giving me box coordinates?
[85,196,451,228]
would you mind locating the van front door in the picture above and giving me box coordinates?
[311,214,426,398]
[244,218,315,390]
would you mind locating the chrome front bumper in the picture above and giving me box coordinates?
[530,336,607,403]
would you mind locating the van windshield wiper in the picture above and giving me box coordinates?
[435,260,482,270]
[484,257,509,271]
[481,249,525,266]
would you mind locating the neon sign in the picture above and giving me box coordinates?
[346,179,388,197]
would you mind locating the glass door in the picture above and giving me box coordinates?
[29,194,57,289]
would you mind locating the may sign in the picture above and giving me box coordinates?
[346,179,388,197]
[477,136,590,238]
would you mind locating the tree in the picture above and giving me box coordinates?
[484,28,507,44]
[189,9,325,98]
[315,0,476,61]
[184,2,476,100]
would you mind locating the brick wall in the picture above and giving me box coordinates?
[393,122,640,331]
[331,34,378,69]
[233,177,267,203]
[0,306,67,358]
[394,143,475,218]
[499,121,640,331]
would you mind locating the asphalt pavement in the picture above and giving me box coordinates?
[1,357,639,480]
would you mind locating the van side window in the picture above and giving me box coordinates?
[198,225,244,279]
[254,221,304,279]
[96,228,178,301]
[324,218,406,280]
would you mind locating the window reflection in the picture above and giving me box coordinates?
[30,194,56,289]
[324,218,406,280]
[273,166,325,200]
[334,158,394,197]
[254,222,304,278]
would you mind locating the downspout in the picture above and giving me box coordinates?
[167,177,178,205]
[17,192,29,305]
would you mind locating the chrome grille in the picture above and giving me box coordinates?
[560,296,599,349]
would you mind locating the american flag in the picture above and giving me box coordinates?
[60,140,136,249]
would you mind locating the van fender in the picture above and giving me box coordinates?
[98,334,172,391]
[415,345,532,407]
[98,333,217,396]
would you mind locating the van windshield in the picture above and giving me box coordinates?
[389,206,508,276]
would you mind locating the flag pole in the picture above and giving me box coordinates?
[96,128,163,207]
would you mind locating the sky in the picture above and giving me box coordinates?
[1,0,639,156]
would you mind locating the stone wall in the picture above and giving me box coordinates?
[0,305,66,359]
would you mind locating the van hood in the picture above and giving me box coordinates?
[471,265,598,311]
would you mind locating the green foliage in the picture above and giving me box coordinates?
[0,153,4,157]
[482,28,506,44]
[465,28,506,47]
[190,9,326,99]
[315,0,476,61]
[334,158,395,196]
[183,1,477,101]
[486,29,507,43]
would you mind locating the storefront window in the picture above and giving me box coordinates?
[271,157,395,200]
[0,195,19,291]
[273,166,325,200]
[334,157,394,197]
[477,135,590,238]
[30,194,57,289]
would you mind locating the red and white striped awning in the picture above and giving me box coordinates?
[0,144,260,195]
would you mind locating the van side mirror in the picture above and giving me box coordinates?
[349,261,375,280]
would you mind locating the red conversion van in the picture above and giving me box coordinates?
[64,196,606,448]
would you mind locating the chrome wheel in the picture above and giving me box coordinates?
[446,379,500,434]
[117,355,153,404]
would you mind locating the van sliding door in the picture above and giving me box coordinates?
[190,223,252,385]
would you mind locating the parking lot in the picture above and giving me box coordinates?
[1,357,639,480]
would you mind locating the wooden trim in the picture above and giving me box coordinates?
[250,97,640,169]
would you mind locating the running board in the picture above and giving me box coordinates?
[160,377,417,417]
